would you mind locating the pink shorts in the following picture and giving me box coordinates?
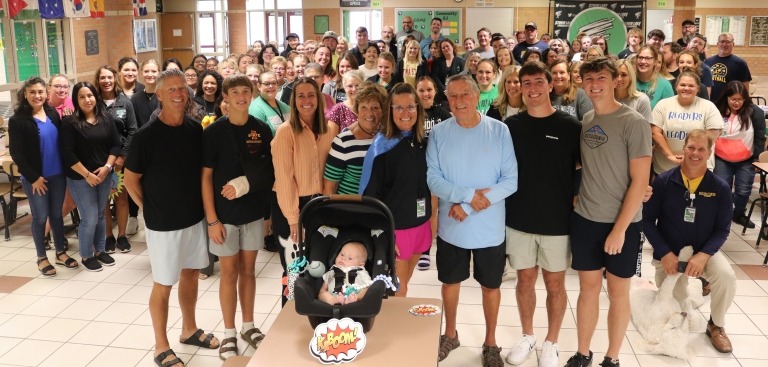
[394,221,432,261]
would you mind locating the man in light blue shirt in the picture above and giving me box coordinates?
[427,74,518,366]
[420,17,445,59]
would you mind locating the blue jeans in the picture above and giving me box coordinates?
[21,174,67,258]
[67,177,111,258]
[714,157,755,216]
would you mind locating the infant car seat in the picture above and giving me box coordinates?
[293,195,397,332]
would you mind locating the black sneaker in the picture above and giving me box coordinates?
[564,351,593,367]
[82,257,103,272]
[116,236,132,253]
[105,236,116,254]
[733,214,756,229]
[599,357,619,367]
[96,252,116,266]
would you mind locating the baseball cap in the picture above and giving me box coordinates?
[525,22,537,30]
[682,19,695,26]
[285,33,299,40]
[323,31,339,40]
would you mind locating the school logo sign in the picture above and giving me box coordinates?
[553,1,644,53]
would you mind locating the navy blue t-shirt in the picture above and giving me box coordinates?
[704,54,752,101]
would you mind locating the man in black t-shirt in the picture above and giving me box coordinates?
[124,69,219,367]
[502,62,581,366]
[705,33,752,101]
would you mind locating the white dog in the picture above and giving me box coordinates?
[630,246,703,359]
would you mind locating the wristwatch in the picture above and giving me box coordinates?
[105,164,113,172]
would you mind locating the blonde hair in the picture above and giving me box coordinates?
[614,59,642,99]
[492,66,524,115]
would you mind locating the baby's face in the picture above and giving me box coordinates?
[335,243,366,267]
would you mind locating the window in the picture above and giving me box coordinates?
[343,10,382,46]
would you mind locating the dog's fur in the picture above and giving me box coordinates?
[630,246,704,359]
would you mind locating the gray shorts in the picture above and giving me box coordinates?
[506,226,570,272]
[209,219,265,257]
[146,220,210,286]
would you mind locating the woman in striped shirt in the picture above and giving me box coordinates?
[323,82,387,195]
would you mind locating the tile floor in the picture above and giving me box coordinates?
[0,202,766,367]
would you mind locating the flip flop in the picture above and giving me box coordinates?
[179,329,218,349]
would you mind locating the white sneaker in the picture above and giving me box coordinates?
[126,217,138,235]
[506,334,536,365]
[538,340,559,367]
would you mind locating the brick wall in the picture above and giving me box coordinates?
[71,18,109,78]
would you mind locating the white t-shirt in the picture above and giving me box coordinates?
[651,96,723,174]
[359,64,378,79]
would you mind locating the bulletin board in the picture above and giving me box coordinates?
[704,15,747,46]
[750,16,768,46]
[395,8,462,44]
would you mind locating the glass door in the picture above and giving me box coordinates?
[13,20,40,80]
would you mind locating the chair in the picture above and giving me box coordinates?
[1,160,29,240]
[751,96,767,106]
[0,175,13,241]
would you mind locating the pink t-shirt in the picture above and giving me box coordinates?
[52,97,74,118]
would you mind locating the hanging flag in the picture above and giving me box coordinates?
[89,0,104,18]
[63,0,89,18]
[133,0,147,17]
[39,0,65,19]
[9,0,40,20]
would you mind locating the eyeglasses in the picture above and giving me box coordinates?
[184,74,197,79]
[261,82,277,87]
[52,84,69,89]
[637,56,654,61]
[728,97,744,104]
[392,104,417,113]
[718,40,733,44]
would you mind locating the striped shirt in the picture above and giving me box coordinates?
[324,130,373,195]
[272,120,338,225]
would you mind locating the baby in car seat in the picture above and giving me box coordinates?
[318,241,374,305]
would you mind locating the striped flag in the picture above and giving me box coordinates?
[89,0,104,18]
[133,0,147,17]
[63,0,89,18]
[39,0,65,19]
[9,0,40,19]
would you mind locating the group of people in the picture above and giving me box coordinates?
[6,15,761,367]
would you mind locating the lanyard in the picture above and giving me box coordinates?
[267,102,285,122]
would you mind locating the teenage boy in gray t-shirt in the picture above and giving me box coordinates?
[565,58,652,367]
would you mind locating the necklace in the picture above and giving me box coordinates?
[356,122,375,137]
[145,92,155,102]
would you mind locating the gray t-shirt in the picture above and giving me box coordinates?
[576,104,652,223]
[617,94,652,124]
[469,46,495,59]
[551,88,593,121]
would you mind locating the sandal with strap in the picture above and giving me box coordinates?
[37,257,56,277]
[154,349,184,367]
[180,329,219,349]
[240,327,265,350]
[438,331,460,361]
[55,252,79,269]
[218,337,239,361]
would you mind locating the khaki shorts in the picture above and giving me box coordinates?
[506,226,570,272]
[209,219,265,257]
[146,220,210,286]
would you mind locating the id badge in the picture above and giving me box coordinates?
[683,207,696,223]
[269,115,283,127]
[416,198,426,218]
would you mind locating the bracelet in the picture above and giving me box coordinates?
[207,220,220,226]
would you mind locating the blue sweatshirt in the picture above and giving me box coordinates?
[426,114,518,249]
[643,167,733,259]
